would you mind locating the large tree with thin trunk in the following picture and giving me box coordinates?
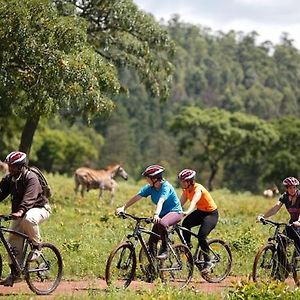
[0,0,174,155]
[171,107,278,190]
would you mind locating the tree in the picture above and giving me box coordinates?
[262,116,300,185]
[56,0,175,101]
[171,106,278,190]
[0,0,175,156]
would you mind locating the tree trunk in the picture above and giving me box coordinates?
[19,116,40,158]
[207,163,218,191]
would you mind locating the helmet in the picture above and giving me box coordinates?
[178,169,196,181]
[142,165,165,177]
[5,151,27,165]
[282,176,299,187]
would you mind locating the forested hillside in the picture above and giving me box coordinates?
[1,2,299,192]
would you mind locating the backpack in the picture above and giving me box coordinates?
[27,166,52,198]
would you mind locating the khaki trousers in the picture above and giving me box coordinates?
[8,205,51,264]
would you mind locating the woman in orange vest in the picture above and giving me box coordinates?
[178,169,218,273]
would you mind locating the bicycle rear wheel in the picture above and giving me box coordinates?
[198,239,232,283]
[105,242,136,289]
[253,243,279,283]
[159,244,193,290]
[25,243,63,295]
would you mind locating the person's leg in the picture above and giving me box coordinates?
[182,210,203,248]
[20,207,50,247]
[286,226,300,254]
[197,210,219,262]
[148,224,160,256]
[156,212,182,259]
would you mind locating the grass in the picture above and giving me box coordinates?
[0,173,295,298]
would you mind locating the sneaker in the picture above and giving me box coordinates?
[201,261,214,274]
[29,249,41,262]
[156,250,168,260]
[0,274,22,286]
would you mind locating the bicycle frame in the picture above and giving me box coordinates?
[172,224,211,262]
[121,213,187,272]
[0,217,33,274]
[259,219,298,278]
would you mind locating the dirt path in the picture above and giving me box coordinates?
[1,276,296,298]
[0,276,244,298]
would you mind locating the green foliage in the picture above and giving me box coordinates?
[30,120,103,173]
[227,281,300,300]
[171,107,278,190]
[0,0,120,119]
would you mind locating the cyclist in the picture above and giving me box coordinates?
[0,151,51,286]
[178,169,219,273]
[257,176,300,253]
[116,165,183,259]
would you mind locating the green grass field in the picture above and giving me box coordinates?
[0,174,299,299]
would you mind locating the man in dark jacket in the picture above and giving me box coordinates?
[0,151,51,286]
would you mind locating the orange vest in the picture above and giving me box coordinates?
[183,183,217,212]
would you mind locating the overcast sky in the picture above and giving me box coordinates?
[134,0,300,49]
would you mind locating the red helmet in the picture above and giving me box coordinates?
[178,169,196,181]
[282,177,299,187]
[5,151,27,165]
[142,165,165,177]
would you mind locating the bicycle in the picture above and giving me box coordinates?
[252,217,300,285]
[105,212,194,290]
[0,215,63,295]
[167,223,232,283]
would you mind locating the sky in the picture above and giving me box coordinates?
[134,0,300,49]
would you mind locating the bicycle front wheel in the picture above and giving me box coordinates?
[25,243,63,295]
[199,239,232,283]
[105,242,136,289]
[160,244,193,290]
[253,243,279,283]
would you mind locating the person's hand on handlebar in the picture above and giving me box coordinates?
[116,206,125,216]
[256,215,265,223]
[11,210,24,219]
[153,213,160,223]
[292,220,300,228]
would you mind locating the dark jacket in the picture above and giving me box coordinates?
[0,168,48,214]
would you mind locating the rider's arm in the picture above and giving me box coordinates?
[123,194,142,210]
[184,187,202,215]
[154,197,166,216]
[180,193,187,206]
[0,175,10,202]
[262,201,283,218]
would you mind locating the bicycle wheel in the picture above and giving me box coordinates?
[159,244,193,290]
[253,243,279,283]
[105,242,136,289]
[197,239,232,283]
[25,243,63,295]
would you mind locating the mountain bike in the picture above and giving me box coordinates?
[168,223,232,283]
[0,215,63,295]
[105,212,194,289]
[253,218,300,285]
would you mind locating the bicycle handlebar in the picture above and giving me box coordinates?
[117,212,153,224]
[259,217,289,227]
[0,215,12,222]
